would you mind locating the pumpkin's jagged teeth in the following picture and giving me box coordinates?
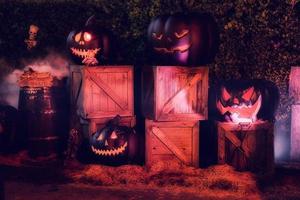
[91,142,128,156]
[70,48,101,59]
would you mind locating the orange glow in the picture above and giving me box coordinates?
[84,32,92,42]
[242,87,255,101]
[222,87,231,101]
[217,95,262,123]
[75,32,81,42]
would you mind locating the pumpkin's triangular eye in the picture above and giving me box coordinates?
[174,29,189,38]
[221,87,231,101]
[242,87,255,101]
[96,133,104,141]
[152,32,163,40]
[110,131,118,139]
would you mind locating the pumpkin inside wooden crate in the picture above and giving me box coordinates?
[142,66,208,121]
[217,121,274,174]
[145,119,199,167]
[70,65,134,119]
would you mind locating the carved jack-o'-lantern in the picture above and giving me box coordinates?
[89,116,137,165]
[147,13,219,66]
[66,16,113,65]
[217,86,262,123]
[215,80,279,123]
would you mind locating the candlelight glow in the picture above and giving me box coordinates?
[217,94,262,123]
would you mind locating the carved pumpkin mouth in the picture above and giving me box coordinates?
[91,142,128,156]
[70,47,101,59]
[217,95,262,123]
[154,44,191,53]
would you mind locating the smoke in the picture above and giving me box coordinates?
[22,51,70,80]
[0,69,23,108]
[0,51,70,108]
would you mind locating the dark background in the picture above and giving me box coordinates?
[0,0,299,160]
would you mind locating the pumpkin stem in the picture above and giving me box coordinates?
[85,15,96,27]
[108,115,121,126]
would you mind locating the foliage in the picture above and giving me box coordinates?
[0,0,299,156]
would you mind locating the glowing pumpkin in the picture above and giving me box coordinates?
[147,13,219,66]
[215,80,279,123]
[89,115,137,165]
[66,16,113,65]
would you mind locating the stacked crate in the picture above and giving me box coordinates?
[217,121,274,173]
[70,65,135,137]
[143,66,209,167]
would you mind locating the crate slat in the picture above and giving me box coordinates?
[289,66,300,103]
[291,105,300,161]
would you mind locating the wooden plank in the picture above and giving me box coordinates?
[224,131,251,158]
[224,131,241,148]
[289,66,300,103]
[192,121,200,167]
[218,126,226,163]
[157,113,206,121]
[160,73,202,117]
[84,68,128,110]
[70,65,84,109]
[291,105,300,161]
[152,127,189,164]
[145,119,152,166]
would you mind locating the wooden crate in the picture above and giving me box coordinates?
[142,66,208,121]
[291,105,300,161]
[217,121,274,174]
[289,66,300,103]
[71,65,134,119]
[145,119,199,167]
[88,116,136,135]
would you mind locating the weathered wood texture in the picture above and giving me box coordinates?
[70,65,83,105]
[291,105,300,161]
[71,65,134,119]
[89,116,136,135]
[142,66,208,121]
[145,119,199,167]
[218,121,274,174]
[289,66,300,103]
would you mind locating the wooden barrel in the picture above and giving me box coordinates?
[18,86,68,157]
[18,69,68,157]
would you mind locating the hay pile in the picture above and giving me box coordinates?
[65,161,260,199]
